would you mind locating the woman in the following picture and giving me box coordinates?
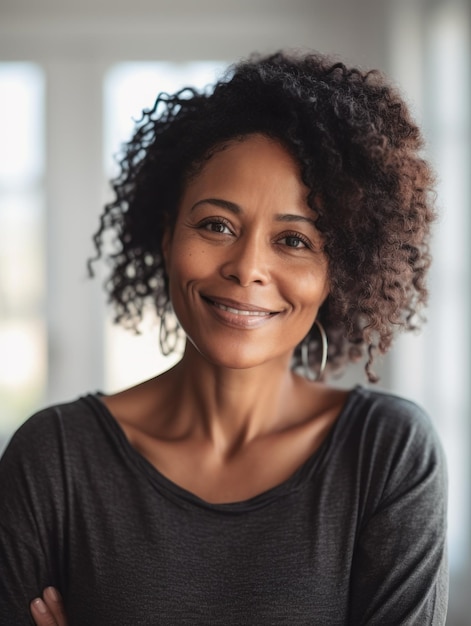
[0,51,447,625]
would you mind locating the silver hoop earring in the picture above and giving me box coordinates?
[301,319,328,381]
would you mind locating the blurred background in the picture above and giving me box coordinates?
[0,0,469,622]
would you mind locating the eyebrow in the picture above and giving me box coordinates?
[191,198,241,213]
[190,198,317,228]
[274,213,317,228]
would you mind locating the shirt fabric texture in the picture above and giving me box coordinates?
[0,385,448,625]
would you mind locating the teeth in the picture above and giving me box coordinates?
[215,302,270,316]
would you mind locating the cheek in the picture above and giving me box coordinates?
[167,239,212,286]
[285,267,329,307]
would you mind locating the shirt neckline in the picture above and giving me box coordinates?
[83,385,363,514]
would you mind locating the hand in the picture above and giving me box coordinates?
[30,587,68,626]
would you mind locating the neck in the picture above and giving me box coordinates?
[162,342,300,455]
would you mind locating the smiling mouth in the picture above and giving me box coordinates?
[202,296,279,318]
[213,302,272,317]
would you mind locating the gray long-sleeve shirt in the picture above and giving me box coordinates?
[0,386,448,624]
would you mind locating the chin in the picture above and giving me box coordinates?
[188,338,290,372]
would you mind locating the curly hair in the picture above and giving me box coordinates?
[90,51,436,382]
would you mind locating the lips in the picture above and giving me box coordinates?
[202,295,278,316]
[214,302,271,317]
[201,295,281,327]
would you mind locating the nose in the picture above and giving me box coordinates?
[220,233,270,287]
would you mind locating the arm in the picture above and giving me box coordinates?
[349,406,448,624]
[0,411,67,624]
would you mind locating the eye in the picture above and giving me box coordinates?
[198,218,233,235]
[278,233,311,249]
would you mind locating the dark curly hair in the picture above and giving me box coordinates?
[90,51,436,382]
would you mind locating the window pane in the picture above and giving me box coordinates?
[427,5,470,571]
[104,62,226,175]
[0,64,44,186]
[0,64,46,449]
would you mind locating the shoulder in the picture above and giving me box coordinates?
[1,395,104,470]
[347,385,439,447]
[0,396,103,549]
[0,394,120,526]
[343,386,447,504]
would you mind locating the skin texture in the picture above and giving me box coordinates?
[164,134,330,371]
[30,134,348,625]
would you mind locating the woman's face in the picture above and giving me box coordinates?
[163,134,329,371]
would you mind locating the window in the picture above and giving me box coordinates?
[0,64,45,447]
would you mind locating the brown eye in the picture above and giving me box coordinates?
[198,218,233,235]
[208,222,229,233]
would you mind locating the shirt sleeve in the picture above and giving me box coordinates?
[348,399,448,625]
[0,410,66,624]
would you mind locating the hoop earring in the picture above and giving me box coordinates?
[301,319,328,381]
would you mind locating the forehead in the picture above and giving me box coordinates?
[180,134,311,213]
